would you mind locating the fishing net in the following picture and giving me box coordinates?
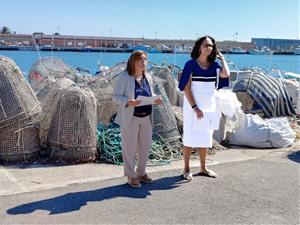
[88,62,126,124]
[39,85,98,163]
[0,57,41,162]
[35,77,76,104]
[172,106,183,135]
[97,124,122,165]
[29,57,74,91]
[29,57,93,91]
[152,76,182,156]
[103,62,127,81]
[97,123,181,165]
[150,65,179,106]
[64,70,92,84]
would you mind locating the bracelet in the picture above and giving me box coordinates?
[194,106,200,111]
[191,104,197,109]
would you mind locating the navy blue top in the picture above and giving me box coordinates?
[178,59,229,91]
[134,76,152,115]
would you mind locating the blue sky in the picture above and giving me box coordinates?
[0,0,299,41]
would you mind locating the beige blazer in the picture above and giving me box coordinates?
[113,71,154,128]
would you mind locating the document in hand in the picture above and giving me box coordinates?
[192,111,221,130]
[136,95,161,106]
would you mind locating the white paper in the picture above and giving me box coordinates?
[192,111,221,130]
[136,95,161,106]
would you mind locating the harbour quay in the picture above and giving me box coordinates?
[0,33,299,54]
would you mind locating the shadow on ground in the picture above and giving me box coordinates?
[287,150,300,163]
[7,175,185,215]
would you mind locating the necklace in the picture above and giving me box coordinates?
[135,75,143,84]
[196,60,209,69]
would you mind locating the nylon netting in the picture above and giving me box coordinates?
[149,65,179,106]
[151,76,182,156]
[36,77,76,103]
[28,58,92,92]
[88,62,126,124]
[39,85,98,163]
[0,56,41,162]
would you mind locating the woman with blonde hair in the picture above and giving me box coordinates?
[113,50,162,188]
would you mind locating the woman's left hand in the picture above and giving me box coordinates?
[216,49,224,61]
[154,97,162,105]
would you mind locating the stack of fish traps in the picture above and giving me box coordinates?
[29,58,98,163]
[35,77,76,103]
[88,62,126,124]
[151,75,182,158]
[0,57,41,163]
[39,82,98,163]
[29,57,75,91]
[149,65,180,106]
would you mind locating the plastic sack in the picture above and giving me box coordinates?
[226,115,295,148]
[216,89,242,120]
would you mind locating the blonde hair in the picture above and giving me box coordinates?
[126,50,147,76]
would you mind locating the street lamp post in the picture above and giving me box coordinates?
[109,29,112,47]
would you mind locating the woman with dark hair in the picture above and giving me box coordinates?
[178,36,230,180]
[113,50,162,188]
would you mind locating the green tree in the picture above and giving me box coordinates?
[0,26,12,34]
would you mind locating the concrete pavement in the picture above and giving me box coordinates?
[0,153,299,224]
[0,143,299,224]
[0,143,299,196]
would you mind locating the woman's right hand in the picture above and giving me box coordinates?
[194,107,204,119]
[127,99,142,107]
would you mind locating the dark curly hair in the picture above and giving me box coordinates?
[191,35,217,63]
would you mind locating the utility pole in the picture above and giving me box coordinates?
[109,29,112,47]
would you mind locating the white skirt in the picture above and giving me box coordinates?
[182,81,220,148]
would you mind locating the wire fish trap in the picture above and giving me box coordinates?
[172,106,183,135]
[39,85,98,163]
[36,77,76,104]
[28,57,77,91]
[150,66,179,106]
[88,76,118,125]
[88,63,126,125]
[152,76,182,152]
[0,57,41,163]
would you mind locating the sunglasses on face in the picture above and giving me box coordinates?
[203,44,215,48]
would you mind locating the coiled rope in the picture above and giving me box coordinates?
[97,123,183,166]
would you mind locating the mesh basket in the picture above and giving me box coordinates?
[0,123,40,162]
[0,57,41,162]
[150,66,179,106]
[36,77,76,104]
[172,106,183,135]
[88,62,126,124]
[29,57,76,91]
[39,85,98,163]
[152,76,182,152]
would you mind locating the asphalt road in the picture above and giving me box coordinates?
[0,154,299,225]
